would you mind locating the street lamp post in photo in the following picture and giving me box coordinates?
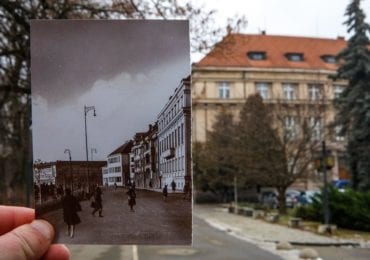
[91,148,97,161]
[64,149,72,192]
[84,105,96,195]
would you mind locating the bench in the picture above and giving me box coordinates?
[266,213,280,223]
[288,217,302,228]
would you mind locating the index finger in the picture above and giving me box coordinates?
[0,206,35,235]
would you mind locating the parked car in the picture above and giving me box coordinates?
[260,189,299,208]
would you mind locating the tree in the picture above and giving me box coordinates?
[193,107,237,202]
[333,0,370,190]
[235,94,323,214]
[0,0,247,204]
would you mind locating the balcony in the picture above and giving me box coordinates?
[162,147,175,159]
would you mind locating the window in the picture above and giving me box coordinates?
[218,82,230,99]
[308,84,321,100]
[335,125,345,141]
[310,117,322,140]
[284,116,298,139]
[108,156,120,164]
[321,55,337,64]
[255,82,271,99]
[288,158,298,174]
[181,123,184,144]
[285,52,304,62]
[334,85,344,99]
[247,51,266,60]
[283,83,297,100]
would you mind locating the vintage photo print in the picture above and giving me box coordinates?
[31,20,191,245]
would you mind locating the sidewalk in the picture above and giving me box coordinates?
[194,204,370,260]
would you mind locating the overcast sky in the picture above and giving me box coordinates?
[31,20,189,162]
[193,0,370,61]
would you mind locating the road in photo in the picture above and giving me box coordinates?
[41,188,191,244]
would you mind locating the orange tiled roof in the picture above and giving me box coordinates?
[195,34,347,71]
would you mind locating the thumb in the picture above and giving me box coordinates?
[0,219,54,260]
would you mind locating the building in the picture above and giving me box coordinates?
[129,124,159,189]
[103,140,133,187]
[192,33,350,188]
[34,160,106,191]
[158,76,191,190]
[131,132,146,188]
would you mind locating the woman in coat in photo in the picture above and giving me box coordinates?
[126,186,136,212]
[62,188,81,238]
[92,185,103,217]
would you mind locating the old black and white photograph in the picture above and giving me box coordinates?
[31,20,191,245]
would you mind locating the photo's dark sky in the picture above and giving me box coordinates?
[31,20,189,162]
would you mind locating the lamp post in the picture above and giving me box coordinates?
[315,141,334,226]
[84,105,96,194]
[91,148,97,161]
[64,149,72,192]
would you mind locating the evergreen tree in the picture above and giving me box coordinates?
[333,0,370,190]
[194,107,237,202]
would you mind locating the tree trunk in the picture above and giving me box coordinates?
[277,187,287,214]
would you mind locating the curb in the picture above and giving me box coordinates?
[265,240,361,247]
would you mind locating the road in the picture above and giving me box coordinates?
[39,189,191,244]
[68,215,283,260]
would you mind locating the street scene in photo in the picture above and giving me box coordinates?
[30,20,192,245]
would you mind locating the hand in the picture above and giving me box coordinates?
[0,206,70,260]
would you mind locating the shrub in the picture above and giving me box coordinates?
[294,187,370,231]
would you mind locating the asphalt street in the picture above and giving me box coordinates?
[68,215,283,260]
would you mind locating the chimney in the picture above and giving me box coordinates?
[337,36,345,41]
[261,30,266,35]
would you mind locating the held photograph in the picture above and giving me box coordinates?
[31,20,192,245]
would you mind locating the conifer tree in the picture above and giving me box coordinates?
[195,107,237,202]
[333,0,370,190]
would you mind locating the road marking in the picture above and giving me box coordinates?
[156,248,198,256]
[133,245,139,260]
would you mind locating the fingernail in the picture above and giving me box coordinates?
[30,220,53,240]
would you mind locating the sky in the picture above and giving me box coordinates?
[192,0,370,61]
[31,20,190,162]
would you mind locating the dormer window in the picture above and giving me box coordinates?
[285,52,304,62]
[321,55,337,64]
[247,51,266,60]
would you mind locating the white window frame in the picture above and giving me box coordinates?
[308,84,321,101]
[256,82,271,99]
[310,117,322,140]
[283,83,297,100]
[218,82,230,99]
[334,85,344,99]
[335,125,345,141]
[284,116,298,139]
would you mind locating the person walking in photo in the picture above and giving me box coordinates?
[92,185,103,217]
[62,188,81,238]
[163,184,168,201]
[126,186,136,212]
[171,180,176,192]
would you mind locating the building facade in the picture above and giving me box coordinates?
[103,140,133,187]
[158,77,191,191]
[192,33,349,188]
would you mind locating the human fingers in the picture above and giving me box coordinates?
[0,206,35,235]
[0,219,54,260]
[41,244,70,260]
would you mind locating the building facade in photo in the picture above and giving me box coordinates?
[192,33,349,189]
[34,160,106,191]
[103,140,133,187]
[131,132,146,188]
[158,76,191,191]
